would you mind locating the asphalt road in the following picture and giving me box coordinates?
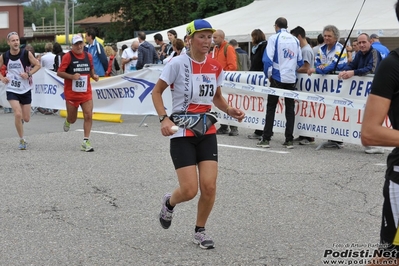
[0,108,389,266]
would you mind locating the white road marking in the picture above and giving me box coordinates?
[75,129,137,137]
[119,133,138,137]
[218,144,290,154]
[374,163,386,166]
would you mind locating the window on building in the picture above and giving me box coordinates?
[0,12,9,29]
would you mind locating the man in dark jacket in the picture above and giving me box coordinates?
[136,31,158,70]
[338,33,383,154]
[247,29,267,139]
[338,33,381,79]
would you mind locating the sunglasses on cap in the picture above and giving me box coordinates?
[7,32,18,39]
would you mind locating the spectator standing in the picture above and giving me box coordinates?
[84,28,108,77]
[136,31,158,70]
[0,32,41,149]
[25,44,39,61]
[307,25,348,148]
[370,33,390,59]
[41,42,56,70]
[247,29,268,140]
[351,40,359,60]
[162,38,185,65]
[312,34,324,61]
[211,29,239,136]
[152,19,245,249]
[57,35,99,152]
[290,26,315,145]
[165,30,177,58]
[183,35,190,53]
[0,54,8,113]
[338,33,384,154]
[338,33,381,78]
[257,17,303,149]
[111,44,122,76]
[104,45,119,77]
[121,41,139,73]
[361,3,399,265]
[53,42,65,72]
[120,44,128,73]
[154,33,168,62]
[308,25,348,76]
[38,42,58,114]
[229,39,250,71]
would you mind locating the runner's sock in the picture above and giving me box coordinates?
[166,199,174,210]
[195,226,205,233]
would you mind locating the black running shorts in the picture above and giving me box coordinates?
[170,134,218,170]
[6,90,32,105]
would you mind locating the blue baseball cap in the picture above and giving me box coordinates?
[186,19,215,36]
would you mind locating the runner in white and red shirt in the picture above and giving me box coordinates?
[152,19,245,249]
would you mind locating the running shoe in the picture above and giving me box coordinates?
[228,127,239,136]
[283,141,294,149]
[81,140,94,152]
[193,228,215,249]
[325,140,344,148]
[247,133,262,140]
[256,139,270,148]
[19,139,27,150]
[63,119,70,132]
[364,146,385,154]
[299,138,315,145]
[216,127,229,135]
[159,193,173,229]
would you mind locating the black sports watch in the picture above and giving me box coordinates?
[159,115,168,123]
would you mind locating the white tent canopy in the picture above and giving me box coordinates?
[117,0,399,48]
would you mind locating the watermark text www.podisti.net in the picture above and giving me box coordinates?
[321,243,398,265]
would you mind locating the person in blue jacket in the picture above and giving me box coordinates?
[84,28,108,77]
[338,33,381,78]
[338,33,384,155]
[370,33,390,59]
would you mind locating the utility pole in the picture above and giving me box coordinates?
[65,0,69,46]
[54,8,57,34]
[41,17,45,34]
[72,0,74,35]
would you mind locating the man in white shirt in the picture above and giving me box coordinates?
[40,42,56,70]
[121,40,139,73]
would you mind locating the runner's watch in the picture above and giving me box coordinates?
[159,115,168,123]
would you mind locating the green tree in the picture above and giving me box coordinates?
[23,0,254,42]
[76,0,253,42]
[24,0,86,34]
[24,0,51,27]
[190,0,253,20]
